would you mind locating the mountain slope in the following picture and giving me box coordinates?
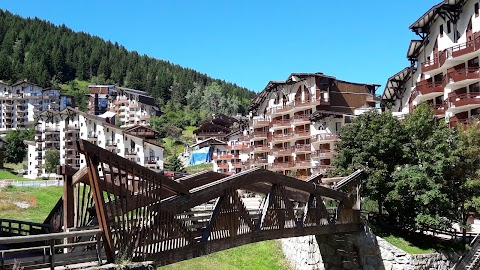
[0,9,255,116]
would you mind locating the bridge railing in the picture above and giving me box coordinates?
[0,218,52,237]
[0,228,103,270]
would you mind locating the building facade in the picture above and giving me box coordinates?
[382,0,480,127]
[0,80,74,132]
[211,72,380,179]
[88,85,160,128]
[25,107,164,179]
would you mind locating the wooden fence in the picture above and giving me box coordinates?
[0,228,102,270]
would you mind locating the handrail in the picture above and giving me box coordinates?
[0,228,102,244]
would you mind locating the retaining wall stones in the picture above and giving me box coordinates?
[280,225,458,270]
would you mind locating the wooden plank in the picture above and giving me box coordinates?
[161,169,348,213]
[0,229,102,244]
[72,166,89,185]
[149,223,362,266]
[76,140,189,195]
[85,154,114,263]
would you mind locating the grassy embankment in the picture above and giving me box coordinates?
[0,186,62,223]
[159,241,290,270]
[369,223,464,254]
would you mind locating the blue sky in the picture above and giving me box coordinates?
[1,1,440,93]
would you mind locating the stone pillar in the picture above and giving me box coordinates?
[315,225,384,270]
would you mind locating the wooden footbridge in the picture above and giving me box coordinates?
[0,140,364,269]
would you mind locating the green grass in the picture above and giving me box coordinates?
[0,170,29,181]
[4,162,25,172]
[59,79,91,92]
[369,222,465,254]
[382,235,434,254]
[159,241,290,270]
[0,186,63,223]
[185,162,213,174]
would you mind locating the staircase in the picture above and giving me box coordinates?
[455,233,480,269]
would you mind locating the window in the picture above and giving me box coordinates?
[440,24,444,37]
[447,21,451,34]
[476,3,479,17]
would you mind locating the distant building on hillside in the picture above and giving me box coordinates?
[382,0,480,127]
[24,107,164,179]
[0,80,74,132]
[88,85,161,128]
[193,113,247,143]
[209,72,380,179]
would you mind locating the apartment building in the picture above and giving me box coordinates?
[211,72,380,179]
[193,114,247,143]
[88,85,160,128]
[0,80,74,132]
[24,107,164,179]
[382,0,480,127]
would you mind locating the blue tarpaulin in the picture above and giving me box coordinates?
[189,147,212,165]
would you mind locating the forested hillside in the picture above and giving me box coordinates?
[0,10,256,125]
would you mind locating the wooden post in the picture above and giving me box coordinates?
[57,165,76,232]
[86,154,115,263]
[58,165,77,252]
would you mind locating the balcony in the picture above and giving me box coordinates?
[217,163,229,170]
[312,150,335,160]
[65,125,80,133]
[415,79,445,99]
[421,33,480,75]
[251,158,268,166]
[433,104,447,116]
[311,133,339,144]
[44,135,60,143]
[294,144,311,153]
[114,98,128,105]
[271,147,294,156]
[212,153,238,160]
[292,159,311,169]
[250,118,270,128]
[292,98,324,112]
[268,103,294,116]
[140,115,151,120]
[268,162,292,171]
[44,127,60,134]
[366,94,382,103]
[271,119,291,129]
[252,145,270,153]
[124,149,137,157]
[312,164,335,175]
[231,162,243,168]
[144,157,159,164]
[226,143,250,150]
[249,131,268,140]
[291,114,311,126]
[272,132,294,142]
[105,140,116,149]
[448,92,480,113]
[292,130,311,140]
[87,133,98,141]
[447,67,480,87]
[65,154,80,160]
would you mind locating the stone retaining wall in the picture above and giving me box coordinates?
[280,225,458,270]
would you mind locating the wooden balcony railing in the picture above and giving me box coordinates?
[421,33,480,73]
[311,133,339,143]
[271,147,294,156]
[294,144,311,152]
[447,67,480,83]
[271,119,291,128]
[416,79,445,96]
[448,92,480,108]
